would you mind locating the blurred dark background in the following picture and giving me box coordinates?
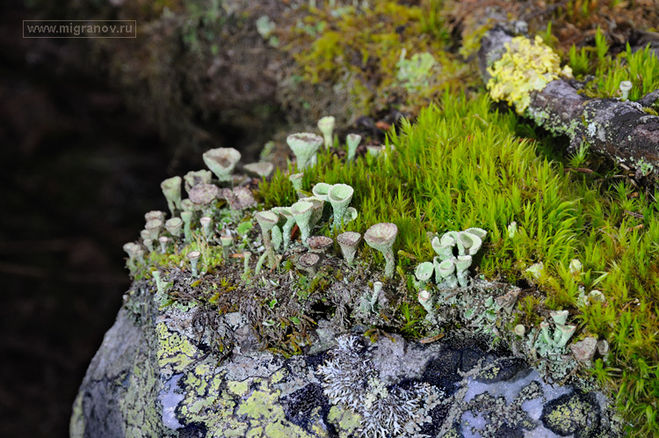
[1,2,175,436]
[1,0,295,434]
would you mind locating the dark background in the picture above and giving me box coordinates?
[1,2,175,436]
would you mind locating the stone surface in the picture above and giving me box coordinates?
[571,337,598,363]
[71,284,621,437]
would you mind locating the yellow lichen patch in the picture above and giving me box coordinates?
[235,380,315,437]
[487,36,573,114]
[327,405,362,436]
[270,368,287,384]
[227,379,250,397]
[155,322,199,372]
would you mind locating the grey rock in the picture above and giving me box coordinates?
[71,285,621,438]
[571,336,598,363]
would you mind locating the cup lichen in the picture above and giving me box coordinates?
[363,222,398,279]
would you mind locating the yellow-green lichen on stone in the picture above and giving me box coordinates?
[227,379,250,397]
[327,405,362,437]
[156,321,199,372]
[487,35,573,114]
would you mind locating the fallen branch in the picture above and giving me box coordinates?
[478,25,659,182]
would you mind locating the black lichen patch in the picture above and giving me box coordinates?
[494,424,524,438]
[178,422,207,438]
[303,351,329,369]
[281,383,336,436]
[416,403,451,437]
[541,391,601,438]
[475,357,530,383]
[421,349,462,395]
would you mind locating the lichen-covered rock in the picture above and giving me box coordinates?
[71,283,622,437]
[541,392,602,437]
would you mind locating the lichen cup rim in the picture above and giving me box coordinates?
[415,261,435,281]
[337,231,361,246]
[290,200,313,216]
[254,210,279,231]
[298,252,320,268]
[363,222,398,251]
[312,182,332,200]
[307,235,333,252]
[202,147,241,180]
[286,133,323,156]
[328,183,354,204]
[189,183,219,205]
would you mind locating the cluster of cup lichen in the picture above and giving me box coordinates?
[487,35,573,114]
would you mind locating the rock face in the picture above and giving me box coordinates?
[71,286,619,437]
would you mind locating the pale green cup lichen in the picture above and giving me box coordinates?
[123,242,141,270]
[328,184,354,231]
[364,222,398,279]
[242,251,252,282]
[160,176,182,215]
[301,196,325,230]
[220,234,233,258]
[199,216,212,239]
[274,207,296,251]
[431,236,454,260]
[418,289,433,315]
[336,231,361,265]
[619,80,632,101]
[371,281,383,310]
[287,133,323,170]
[165,217,183,238]
[290,201,313,247]
[271,225,283,252]
[435,257,457,288]
[180,211,193,242]
[187,250,201,277]
[202,147,241,182]
[346,133,361,161]
[255,210,279,268]
[244,162,274,179]
[145,219,162,240]
[455,255,472,274]
[507,221,518,238]
[183,169,212,194]
[343,207,358,224]
[180,198,195,212]
[288,173,304,196]
[158,236,169,254]
[311,182,331,201]
[317,115,335,150]
[455,255,472,287]
[145,210,166,224]
[415,261,434,289]
[366,145,384,157]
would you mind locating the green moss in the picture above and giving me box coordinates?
[281,1,474,116]
[562,28,659,101]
